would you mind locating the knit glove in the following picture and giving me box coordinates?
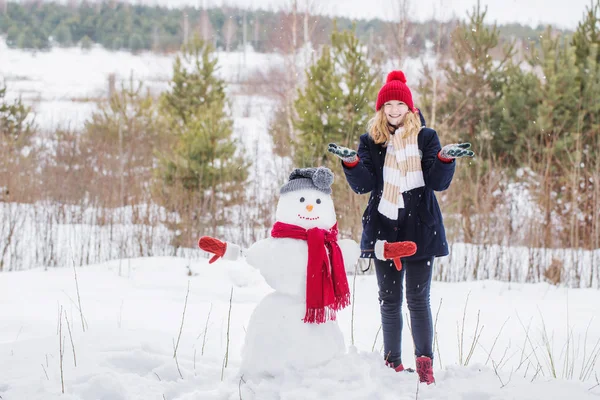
[327,143,358,164]
[375,240,418,271]
[439,143,474,160]
[198,236,227,263]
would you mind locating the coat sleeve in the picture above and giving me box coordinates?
[421,129,455,191]
[342,134,376,194]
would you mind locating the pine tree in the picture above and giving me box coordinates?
[579,43,600,142]
[80,35,92,50]
[82,78,161,206]
[419,4,516,244]
[572,0,600,66]
[580,44,600,255]
[0,83,36,203]
[572,1,600,144]
[560,0,600,252]
[0,83,34,149]
[489,60,541,166]
[17,27,36,49]
[526,29,580,248]
[438,3,515,158]
[294,45,344,167]
[52,23,73,47]
[157,35,248,244]
[5,26,19,47]
[532,30,579,164]
[293,26,382,236]
[161,35,226,126]
[128,33,144,53]
[294,26,382,167]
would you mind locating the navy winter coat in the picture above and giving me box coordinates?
[342,125,456,261]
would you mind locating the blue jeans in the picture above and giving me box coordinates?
[374,257,434,366]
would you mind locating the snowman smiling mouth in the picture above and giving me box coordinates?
[298,214,320,221]
[298,201,320,220]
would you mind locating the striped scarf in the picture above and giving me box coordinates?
[378,127,425,220]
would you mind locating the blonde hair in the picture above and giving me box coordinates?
[367,109,422,145]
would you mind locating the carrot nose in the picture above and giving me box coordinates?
[306,204,314,212]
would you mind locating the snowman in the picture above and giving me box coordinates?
[199,167,417,377]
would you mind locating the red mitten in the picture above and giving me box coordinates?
[383,241,417,271]
[198,236,227,264]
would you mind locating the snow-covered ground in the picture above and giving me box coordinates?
[1,256,599,399]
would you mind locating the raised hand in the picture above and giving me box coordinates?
[327,143,358,163]
[439,143,474,159]
[198,236,227,264]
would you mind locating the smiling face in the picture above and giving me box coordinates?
[383,100,409,127]
[275,189,337,230]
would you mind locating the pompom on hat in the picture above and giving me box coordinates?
[376,70,416,112]
[280,167,334,195]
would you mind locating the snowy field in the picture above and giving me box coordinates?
[0,39,431,132]
[1,256,599,399]
[0,39,286,131]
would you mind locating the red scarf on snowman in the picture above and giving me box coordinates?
[270,221,350,324]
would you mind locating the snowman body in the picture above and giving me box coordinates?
[239,187,360,376]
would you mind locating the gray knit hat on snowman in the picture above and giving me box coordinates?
[280,167,334,195]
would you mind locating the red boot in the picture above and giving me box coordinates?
[385,361,416,373]
[385,360,406,372]
[416,356,435,385]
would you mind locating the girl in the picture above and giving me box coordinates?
[327,70,473,384]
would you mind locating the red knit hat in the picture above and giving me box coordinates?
[376,70,415,112]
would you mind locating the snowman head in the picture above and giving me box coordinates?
[276,167,337,230]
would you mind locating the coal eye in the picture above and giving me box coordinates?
[316,199,321,204]
[300,197,305,202]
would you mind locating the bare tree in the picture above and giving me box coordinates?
[283,0,320,155]
[430,0,445,129]
[390,0,410,67]
[152,26,160,52]
[198,2,213,43]
[0,203,26,272]
[592,147,600,285]
[223,14,237,52]
[253,16,260,48]
[242,10,248,62]
[182,12,190,45]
